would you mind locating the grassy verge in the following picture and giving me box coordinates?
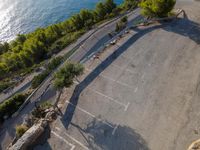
[0,93,28,123]
[16,125,29,138]
[47,30,86,56]
[31,42,80,89]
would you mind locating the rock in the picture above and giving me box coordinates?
[188,139,200,150]
[23,116,34,128]
[8,120,47,150]
[45,109,57,121]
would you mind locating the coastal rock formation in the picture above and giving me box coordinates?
[8,120,47,150]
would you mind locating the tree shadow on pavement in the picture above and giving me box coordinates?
[33,142,52,150]
[72,119,149,150]
[0,115,24,150]
[163,17,200,44]
[33,124,52,150]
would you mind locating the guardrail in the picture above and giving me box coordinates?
[80,9,187,63]
[80,20,141,63]
[11,9,139,118]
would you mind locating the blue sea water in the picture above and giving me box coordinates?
[0,0,123,42]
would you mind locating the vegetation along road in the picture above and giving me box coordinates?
[35,0,200,150]
[0,6,141,150]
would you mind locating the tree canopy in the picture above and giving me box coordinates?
[123,0,138,10]
[139,0,176,18]
[0,0,138,80]
[53,62,84,90]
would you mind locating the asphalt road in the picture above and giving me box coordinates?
[34,1,200,150]
[0,9,141,150]
[0,8,139,104]
[0,71,42,103]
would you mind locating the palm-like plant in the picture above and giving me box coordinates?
[53,62,84,108]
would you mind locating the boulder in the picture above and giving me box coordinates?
[8,120,47,150]
[188,139,200,150]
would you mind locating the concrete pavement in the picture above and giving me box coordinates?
[35,1,200,150]
[0,9,141,150]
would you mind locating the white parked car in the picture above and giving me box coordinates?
[110,39,117,45]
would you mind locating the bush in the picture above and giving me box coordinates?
[46,56,63,71]
[121,16,128,24]
[16,124,29,138]
[53,62,84,90]
[40,101,52,110]
[32,102,52,119]
[139,0,176,18]
[48,30,86,56]
[31,71,50,89]
[31,56,64,89]
[0,0,138,80]
[0,93,28,123]
[115,16,128,32]
[0,81,12,93]
[122,0,138,11]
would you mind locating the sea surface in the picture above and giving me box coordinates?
[0,0,123,42]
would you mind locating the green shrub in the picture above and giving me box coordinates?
[32,102,52,119]
[31,71,50,89]
[139,0,176,18]
[46,56,63,71]
[115,16,128,32]
[48,30,86,56]
[0,0,138,80]
[0,93,28,123]
[122,0,138,11]
[40,101,52,110]
[16,124,29,138]
[31,56,65,89]
[0,81,12,93]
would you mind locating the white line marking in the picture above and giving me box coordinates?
[65,101,114,128]
[52,131,75,150]
[124,102,130,112]
[112,125,118,135]
[134,87,138,93]
[88,87,127,109]
[85,68,134,89]
[55,127,89,150]
[66,101,95,118]
[55,127,61,131]
[74,71,130,110]
[63,132,89,150]
[73,81,79,85]
[105,75,134,90]
[125,69,136,74]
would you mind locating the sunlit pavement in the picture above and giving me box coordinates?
[35,2,200,148]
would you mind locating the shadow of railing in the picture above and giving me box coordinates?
[80,15,143,62]
[71,119,150,150]
[163,17,200,44]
